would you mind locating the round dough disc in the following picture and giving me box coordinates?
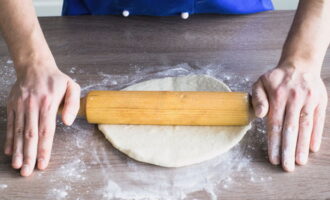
[98,75,251,167]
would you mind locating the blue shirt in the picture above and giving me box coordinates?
[62,0,273,16]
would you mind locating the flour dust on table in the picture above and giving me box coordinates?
[99,75,252,167]
[0,184,8,190]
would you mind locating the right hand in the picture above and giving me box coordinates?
[252,64,327,172]
[3,59,81,176]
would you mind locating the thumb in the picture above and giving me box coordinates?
[62,81,81,126]
[252,79,269,118]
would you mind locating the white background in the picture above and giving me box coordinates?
[33,0,299,16]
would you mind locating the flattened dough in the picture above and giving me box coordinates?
[98,75,251,167]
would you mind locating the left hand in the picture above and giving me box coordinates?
[252,63,328,172]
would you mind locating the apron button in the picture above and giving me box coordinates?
[122,10,130,17]
[181,12,189,19]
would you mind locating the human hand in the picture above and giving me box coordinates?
[252,64,327,172]
[3,59,81,176]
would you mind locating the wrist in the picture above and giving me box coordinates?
[9,24,56,72]
[277,56,322,74]
[13,42,57,69]
[14,52,59,78]
[13,46,55,67]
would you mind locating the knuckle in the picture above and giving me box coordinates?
[24,129,36,140]
[23,156,34,164]
[273,88,285,100]
[269,102,282,113]
[253,99,264,109]
[15,127,24,136]
[283,125,298,135]
[306,89,313,98]
[299,116,311,127]
[289,89,298,100]
[252,89,260,99]
[13,152,23,158]
[38,148,48,156]
[267,121,282,133]
[7,120,14,128]
[39,128,50,138]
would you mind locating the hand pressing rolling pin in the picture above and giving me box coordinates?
[0,0,329,177]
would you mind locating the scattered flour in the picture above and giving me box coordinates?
[48,185,71,200]
[53,159,87,182]
[6,59,13,64]
[0,184,8,189]
[0,58,272,200]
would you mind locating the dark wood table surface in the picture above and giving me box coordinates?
[0,11,330,200]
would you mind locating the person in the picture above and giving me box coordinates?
[0,0,328,177]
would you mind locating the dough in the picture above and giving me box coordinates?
[98,75,251,167]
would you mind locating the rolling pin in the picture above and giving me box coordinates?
[63,91,250,126]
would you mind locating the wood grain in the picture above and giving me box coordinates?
[85,91,249,125]
[0,11,330,200]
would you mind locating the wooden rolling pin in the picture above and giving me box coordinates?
[63,91,250,126]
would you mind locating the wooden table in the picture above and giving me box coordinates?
[0,11,330,200]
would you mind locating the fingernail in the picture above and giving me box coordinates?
[12,156,23,169]
[271,155,280,165]
[38,159,46,169]
[269,143,280,165]
[65,113,75,125]
[4,147,11,155]
[21,164,31,176]
[297,152,308,165]
[255,105,263,117]
[311,142,320,152]
[283,151,295,172]
[283,159,295,172]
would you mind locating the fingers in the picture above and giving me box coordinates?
[62,81,80,126]
[267,99,286,165]
[310,103,327,152]
[12,100,24,169]
[4,107,14,155]
[281,101,301,172]
[21,97,39,177]
[37,97,57,170]
[252,80,269,118]
[295,104,314,165]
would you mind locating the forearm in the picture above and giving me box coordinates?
[0,0,54,70]
[279,0,330,72]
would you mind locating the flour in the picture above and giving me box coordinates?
[48,186,71,200]
[6,59,13,64]
[0,184,8,189]
[0,59,272,200]
[0,59,16,104]
[53,159,87,182]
